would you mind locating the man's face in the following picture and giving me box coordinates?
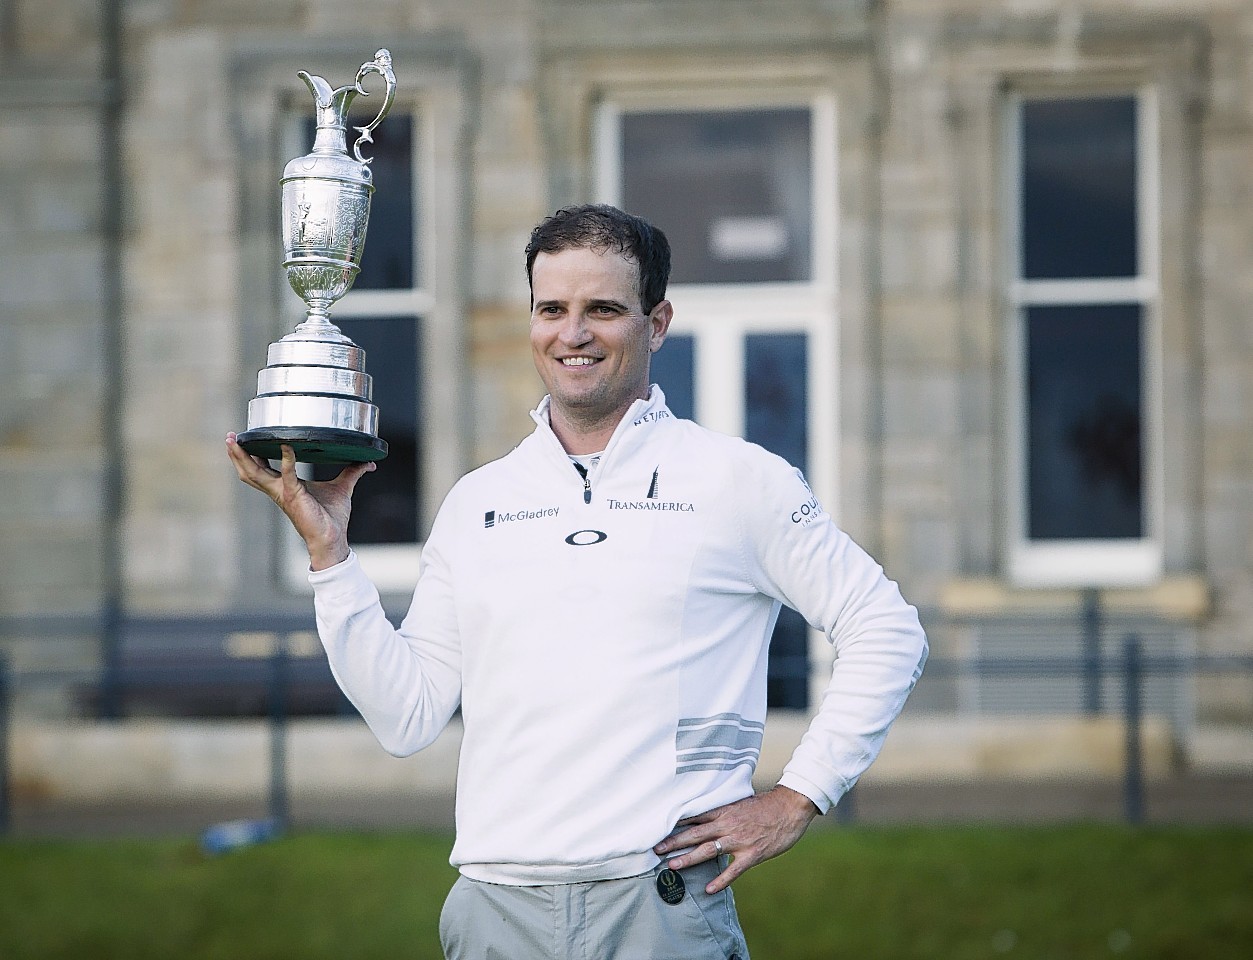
[529,246,671,429]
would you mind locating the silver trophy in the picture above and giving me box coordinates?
[238,49,397,464]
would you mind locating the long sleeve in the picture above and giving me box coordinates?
[303,402,924,882]
[736,454,928,812]
[309,508,464,758]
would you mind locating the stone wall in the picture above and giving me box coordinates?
[0,0,111,686]
[1,0,1249,719]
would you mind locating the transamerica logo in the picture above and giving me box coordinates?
[484,506,560,528]
[607,498,695,512]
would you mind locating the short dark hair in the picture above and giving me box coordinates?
[525,204,671,313]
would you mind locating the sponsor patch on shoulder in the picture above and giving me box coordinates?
[790,476,825,527]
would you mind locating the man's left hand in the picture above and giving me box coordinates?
[652,785,821,894]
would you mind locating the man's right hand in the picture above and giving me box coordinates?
[225,433,376,570]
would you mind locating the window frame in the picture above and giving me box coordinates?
[1004,85,1164,587]
[276,92,467,594]
[596,91,840,518]
[596,91,840,709]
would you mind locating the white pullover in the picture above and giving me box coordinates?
[310,387,927,885]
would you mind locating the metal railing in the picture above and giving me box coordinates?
[1,634,1251,836]
[0,609,349,837]
[0,641,310,836]
[919,639,1253,821]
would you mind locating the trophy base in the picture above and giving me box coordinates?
[236,427,389,465]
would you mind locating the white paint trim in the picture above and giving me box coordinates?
[1004,88,1164,588]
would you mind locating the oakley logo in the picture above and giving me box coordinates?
[564,529,608,546]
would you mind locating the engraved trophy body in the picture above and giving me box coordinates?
[238,50,396,463]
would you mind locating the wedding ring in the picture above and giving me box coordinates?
[714,839,724,855]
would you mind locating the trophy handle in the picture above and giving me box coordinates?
[351,49,397,163]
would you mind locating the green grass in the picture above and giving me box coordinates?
[1,825,1249,959]
[739,824,1253,960]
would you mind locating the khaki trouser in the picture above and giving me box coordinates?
[439,858,749,960]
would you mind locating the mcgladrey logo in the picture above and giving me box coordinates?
[484,506,560,528]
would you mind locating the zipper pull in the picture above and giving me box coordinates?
[572,461,592,504]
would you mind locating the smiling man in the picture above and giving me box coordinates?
[226,204,927,959]
[528,224,672,453]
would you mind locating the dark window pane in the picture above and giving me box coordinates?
[650,333,694,421]
[745,333,808,472]
[766,607,810,711]
[1027,304,1143,539]
[313,316,421,543]
[303,112,414,289]
[622,108,811,284]
[1021,96,1138,279]
[353,111,414,289]
[744,332,809,709]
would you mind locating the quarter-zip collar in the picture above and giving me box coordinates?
[530,385,671,503]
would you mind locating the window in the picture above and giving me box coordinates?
[313,314,422,545]
[619,108,813,284]
[1007,92,1161,586]
[308,110,423,541]
[284,108,434,591]
[229,46,471,602]
[599,97,839,707]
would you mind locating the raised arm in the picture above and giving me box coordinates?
[226,432,463,755]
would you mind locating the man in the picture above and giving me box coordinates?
[227,204,927,959]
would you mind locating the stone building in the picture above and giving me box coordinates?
[1,1,1250,743]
